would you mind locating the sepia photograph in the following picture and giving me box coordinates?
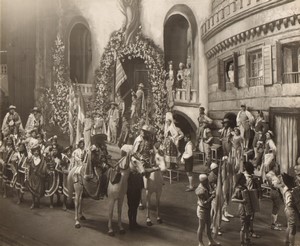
[0,0,300,245]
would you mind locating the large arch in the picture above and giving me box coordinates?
[65,16,92,84]
[163,4,199,98]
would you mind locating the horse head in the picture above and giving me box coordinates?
[129,154,145,174]
[154,149,167,171]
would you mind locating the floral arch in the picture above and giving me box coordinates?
[93,28,167,138]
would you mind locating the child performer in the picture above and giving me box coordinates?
[195,174,220,246]
[231,172,252,246]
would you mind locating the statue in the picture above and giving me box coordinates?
[165,61,175,109]
[130,91,137,120]
[135,83,146,118]
[177,62,185,89]
[183,63,192,91]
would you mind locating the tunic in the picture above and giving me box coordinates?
[25,113,43,134]
[26,156,47,198]
[195,184,212,220]
[219,127,233,156]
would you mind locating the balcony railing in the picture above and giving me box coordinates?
[249,76,264,87]
[0,64,7,75]
[283,72,300,84]
[201,0,289,40]
[174,88,197,104]
[77,83,93,96]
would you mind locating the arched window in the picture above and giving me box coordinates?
[69,23,92,84]
[164,5,198,103]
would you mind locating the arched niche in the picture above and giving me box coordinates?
[164,5,198,90]
[66,18,92,84]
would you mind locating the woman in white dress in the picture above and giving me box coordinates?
[163,112,184,169]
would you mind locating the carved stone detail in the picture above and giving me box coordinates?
[205,13,300,59]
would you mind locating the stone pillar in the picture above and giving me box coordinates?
[198,40,209,110]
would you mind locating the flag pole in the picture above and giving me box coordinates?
[113,50,117,100]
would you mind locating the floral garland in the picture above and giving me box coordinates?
[94,28,167,139]
[44,35,73,134]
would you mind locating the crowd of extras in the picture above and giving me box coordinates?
[1,104,300,246]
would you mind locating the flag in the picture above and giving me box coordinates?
[75,86,86,145]
[115,57,127,92]
[68,84,76,146]
[212,162,223,238]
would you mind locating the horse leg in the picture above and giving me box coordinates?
[3,181,7,198]
[139,189,144,210]
[108,198,115,236]
[74,183,82,228]
[30,194,35,209]
[78,189,85,221]
[49,195,54,209]
[62,195,67,211]
[118,197,126,234]
[156,189,163,224]
[146,190,152,226]
[17,190,23,205]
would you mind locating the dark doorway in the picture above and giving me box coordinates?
[164,14,189,70]
[69,23,92,84]
[119,57,149,114]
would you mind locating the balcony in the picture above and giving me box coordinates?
[201,0,292,41]
[283,72,300,84]
[174,88,197,104]
[77,83,93,96]
[249,76,264,87]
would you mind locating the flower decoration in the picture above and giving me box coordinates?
[94,29,167,140]
[43,35,75,134]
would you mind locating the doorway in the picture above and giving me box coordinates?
[69,23,92,84]
[118,57,149,114]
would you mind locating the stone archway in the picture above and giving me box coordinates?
[173,110,197,150]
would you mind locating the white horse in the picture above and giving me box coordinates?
[143,150,167,226]
[107,153,145,236]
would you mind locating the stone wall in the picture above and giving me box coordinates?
[204,0,300,132]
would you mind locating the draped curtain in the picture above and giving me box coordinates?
[275,115,298,175]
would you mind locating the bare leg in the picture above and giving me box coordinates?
[197,218,205,246]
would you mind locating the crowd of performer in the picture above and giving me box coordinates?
[1,104,300,246]
[193,105,300,246]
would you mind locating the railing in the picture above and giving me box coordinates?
[174,88,197,104]
[77,83,93,96]
[249,76,264,87]
[0,64,7,75]
[201,0,286,39]
[283,72,300,84]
